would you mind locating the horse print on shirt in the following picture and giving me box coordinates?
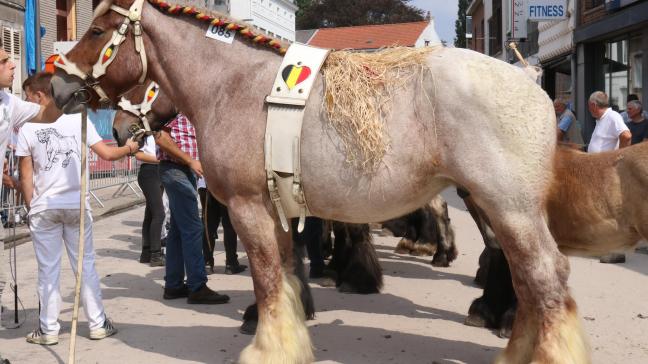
[36,128,80,171]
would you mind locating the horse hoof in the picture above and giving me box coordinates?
[394,246,411,254]
[464,314,487,328]
[239,319,257,336]
[431,256,450,267]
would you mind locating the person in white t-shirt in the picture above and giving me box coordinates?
[16,72,138,345]
[587,91,632,153]
[587,91,632,265]
[0,50,61,329]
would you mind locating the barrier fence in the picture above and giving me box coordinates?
[0,143,141,229]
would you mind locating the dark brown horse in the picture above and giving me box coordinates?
[50,1,589,362]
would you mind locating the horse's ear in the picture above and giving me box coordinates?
[93,0,114,19]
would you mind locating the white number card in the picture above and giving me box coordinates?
[206,24,236,44]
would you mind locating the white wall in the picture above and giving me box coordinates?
[414,19,442,48]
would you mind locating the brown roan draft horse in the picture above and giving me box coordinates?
[50,0,591,362]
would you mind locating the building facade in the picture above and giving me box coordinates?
[190,0,298,42]
[1,0,25,95]
[574,0,648,142]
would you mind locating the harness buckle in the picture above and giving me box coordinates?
[118,22,129,36]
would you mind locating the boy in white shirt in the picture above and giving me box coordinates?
[17,72,137,345]
[0,50,59,329]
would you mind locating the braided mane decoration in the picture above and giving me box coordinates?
[147,0,288,54]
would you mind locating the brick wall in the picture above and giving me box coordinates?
[579,1,607,27]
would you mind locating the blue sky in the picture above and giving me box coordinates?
[409,0,459,45]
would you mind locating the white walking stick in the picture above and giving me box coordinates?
[68,104,89,364]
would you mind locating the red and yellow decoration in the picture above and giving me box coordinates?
[148,0,288,55]
[146,84,159,102]
[281,65,311,90]
[101,45,116,64]
[45,54,61,74]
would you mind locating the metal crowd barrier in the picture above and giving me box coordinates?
[0,142,141,227]
[87,142,141,208]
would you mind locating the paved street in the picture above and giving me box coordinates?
[1,191,647,364]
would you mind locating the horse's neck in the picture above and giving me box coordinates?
[142,5,282,126]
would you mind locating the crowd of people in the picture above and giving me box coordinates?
[0,42,647,355]
[555,91,647,263]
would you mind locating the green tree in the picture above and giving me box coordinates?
[297,0,424,30]
[454,0,469,48]
[295,0,313,21]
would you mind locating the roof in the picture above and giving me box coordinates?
[307,21,430,50]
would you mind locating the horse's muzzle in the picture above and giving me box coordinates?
[51,73,87,114]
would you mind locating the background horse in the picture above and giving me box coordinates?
[51,1,588,362]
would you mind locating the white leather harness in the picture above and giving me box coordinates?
[54,0,148,106]
[117,81,160,137]
[264,44,330,232]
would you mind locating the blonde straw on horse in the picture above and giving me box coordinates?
[508,42,529,67]
[68,106,89,364]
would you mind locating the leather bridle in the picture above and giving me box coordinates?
[117,80,159,138]
[54,0,148,106]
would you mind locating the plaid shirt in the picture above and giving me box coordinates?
[157,113,200,162]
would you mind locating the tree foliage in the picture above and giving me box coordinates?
[297,0,425,30]
[454,0,469,48]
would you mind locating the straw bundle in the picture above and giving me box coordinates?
[322,47,434,173]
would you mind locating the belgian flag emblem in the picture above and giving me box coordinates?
[282,65,311,90]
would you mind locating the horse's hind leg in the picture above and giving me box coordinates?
[228,197,313,364]
[481,200,589,363]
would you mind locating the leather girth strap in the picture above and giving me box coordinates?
[264,43,330,232]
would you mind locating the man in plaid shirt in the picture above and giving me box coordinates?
[154,113,229,304]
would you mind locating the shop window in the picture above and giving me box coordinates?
[56,0,76,41]
[604,34,642,112]
[588,0,605,9]
[488,0,502,56]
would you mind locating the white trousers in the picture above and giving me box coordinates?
[30,209,105,335]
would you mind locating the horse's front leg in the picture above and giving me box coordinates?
[228,195,313,364]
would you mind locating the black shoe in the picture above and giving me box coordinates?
[150,253,165,267]
[239,319,257,335]
[225,264,247,275]
[139,252,151,264]
[187,284,230,304]
[309,269,324,279]
[599,253,626,264]
[163,284,190,300]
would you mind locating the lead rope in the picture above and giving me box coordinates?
[68,100,90,364]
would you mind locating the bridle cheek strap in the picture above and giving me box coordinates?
[117,81,160,134]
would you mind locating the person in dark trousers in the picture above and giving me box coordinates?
[155,114,229,304]
[134,135,165,266]
[292,217,325,278]
[198,182,246,275]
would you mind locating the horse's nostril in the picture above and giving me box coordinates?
[112,128,121,146]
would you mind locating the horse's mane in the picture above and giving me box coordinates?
[93,0,289,54]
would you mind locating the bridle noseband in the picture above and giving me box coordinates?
[118,81,160,138]
[54,0,148,105]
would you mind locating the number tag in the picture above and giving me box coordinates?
[206,24,235,44]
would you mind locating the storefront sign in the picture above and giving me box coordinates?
[512,0,528,39]
[527,0,568,21]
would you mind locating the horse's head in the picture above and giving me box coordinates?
[51,0,148,113]
[112,81,177,146]
[35,129,52,143]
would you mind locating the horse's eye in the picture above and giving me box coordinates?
[91,27,104,36]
